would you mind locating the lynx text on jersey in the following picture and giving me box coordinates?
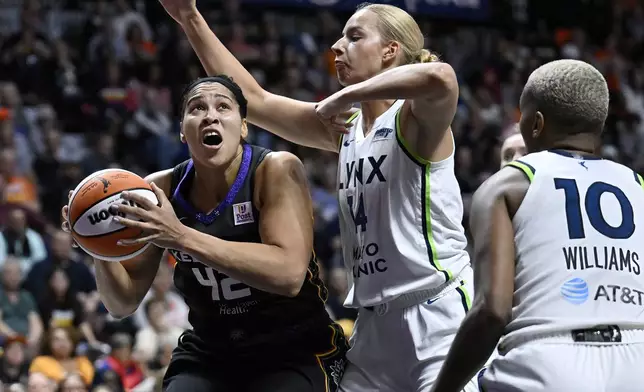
[563,246,640,276]
[338,155,387,190]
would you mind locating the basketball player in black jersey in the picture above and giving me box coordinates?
[61,76,348,391]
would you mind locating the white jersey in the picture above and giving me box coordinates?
[337,99,470,307]
[502,150,644,350]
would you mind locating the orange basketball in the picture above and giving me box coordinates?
[68,169,158,262]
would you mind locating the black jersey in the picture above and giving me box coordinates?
[167,143,336,357]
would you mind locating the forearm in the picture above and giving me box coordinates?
[180,13,264,101]
[341,63,449,103]
[93,260,140,317]
[432,304,505,392]
[93,249,161,317]
[178,227,306,297]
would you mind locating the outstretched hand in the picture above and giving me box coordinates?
[113,183,186,249]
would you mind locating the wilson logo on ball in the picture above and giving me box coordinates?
[87,199,139,225]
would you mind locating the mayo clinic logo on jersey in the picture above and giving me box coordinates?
[560,277,589,304]
[233,202,254,226]
[373,127,393,141]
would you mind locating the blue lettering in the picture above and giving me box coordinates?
[339,155,387,190]
[555,178,635,239]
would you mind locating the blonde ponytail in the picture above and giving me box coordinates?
[416,49,439,63]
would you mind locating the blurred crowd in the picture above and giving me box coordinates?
[0,0,643,390]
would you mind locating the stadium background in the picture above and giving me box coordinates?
[0,0,641,390]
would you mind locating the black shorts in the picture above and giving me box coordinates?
[163,326,349,392]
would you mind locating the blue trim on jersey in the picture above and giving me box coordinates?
[548,149,602,160]
[455,284,471,313]
[420,165,450,282]
[478,368,487,392]
[172,143,252,225]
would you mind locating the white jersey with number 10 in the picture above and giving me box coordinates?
[337,99,470,307]
[501,150,644,351]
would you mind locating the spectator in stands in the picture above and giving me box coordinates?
[123,89,173,171]
[26,372,55,392]
[57,373,87,392]
[0,209,47,274]
[0,260,43,354]
[94,334,147,392]
[29,327,93,386]
[132,262,188,331]
[499,125,526,168]
[35,268,100,347]
[0,338,29,386]
[0,83,28,133]
[0,116,32,177]
[24,231,97,311]
[0,149,39,212]
[132,298,181,373]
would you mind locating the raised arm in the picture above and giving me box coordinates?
[316,62,458,160]
[161,1,345,152]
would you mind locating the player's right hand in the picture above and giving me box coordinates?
[61,190,78,248]
[158,0,199,24]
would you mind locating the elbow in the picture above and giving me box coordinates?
[280,263,308,298]
[478,300,512,330]
[281,275,306,298]
[424,63,458,97]
[104,301,139,320]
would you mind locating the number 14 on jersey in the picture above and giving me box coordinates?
[347,193,368,232]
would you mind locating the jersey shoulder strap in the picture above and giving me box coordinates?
[248,144,272,202]
[170,159,192,197]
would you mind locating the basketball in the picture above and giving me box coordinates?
[68,168,158,262]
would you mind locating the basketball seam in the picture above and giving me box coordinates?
[74,225,137,239]
[75,240,151,262]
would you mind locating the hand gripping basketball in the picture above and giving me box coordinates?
[61,192,79,248]
[111,183,186,249]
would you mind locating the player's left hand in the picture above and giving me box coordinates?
[315,91,354,133]
[112,183,185,249]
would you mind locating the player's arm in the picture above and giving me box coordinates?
[335,62,458,135]
[176,152,312,297]
[176,10,347,152]
[430,167,527,392]
[91,170,172,318]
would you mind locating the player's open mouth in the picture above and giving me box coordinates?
[202,131,223,149]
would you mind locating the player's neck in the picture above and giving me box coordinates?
[192,148,244,203]
[550,134,598,155]
[360,99,397,135]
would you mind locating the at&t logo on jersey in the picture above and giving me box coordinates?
[233,201,254,226]
[560,277,589,304]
